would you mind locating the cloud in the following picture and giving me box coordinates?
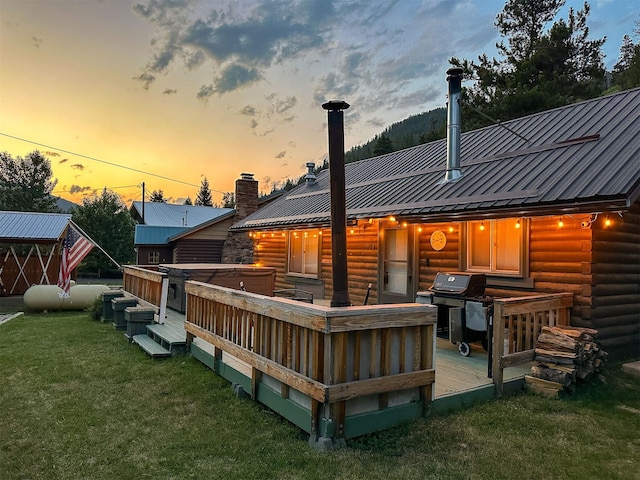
[71,164,85,171]
[366,117,385,128]
[241,105,257,116]
[58,158,69,164]
[212,63,262,94]
[163,88,177,94]
[274,96,297,114]
[69,184,92,195]
[32,36,43,47]
[275,151,286,159]
[196,84,214,102]
[134,0,333,95]
[133,71,156,90]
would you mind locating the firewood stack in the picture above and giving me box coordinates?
[525,325,608,397]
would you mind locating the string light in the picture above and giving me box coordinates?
[558,217,564,228]
[449,226,454,233]
[604,216,611,227]
[515,219,521,229]
[479,221,485,231]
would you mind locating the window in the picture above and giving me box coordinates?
[466,218,525,275]
[148,251,159,264]
[288,229,320,277]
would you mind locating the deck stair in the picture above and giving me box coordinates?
[132,322,187,358]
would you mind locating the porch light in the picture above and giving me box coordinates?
[515,219,521,229]
[417,226,423,233]
[402,221,408,228]
[389,216,396,222]
[350,228,355,234]
[604,216,612,227]
[448,226,454,233]
[558,217,564,228]
[479,221,485,231]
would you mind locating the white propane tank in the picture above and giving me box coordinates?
[23,283,111,311]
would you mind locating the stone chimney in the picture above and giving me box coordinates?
[234,172,259,221]
[221,173,259,264]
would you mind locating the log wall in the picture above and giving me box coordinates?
[417,223,461,291]
[247,204,640,359]
[591,202,640,358]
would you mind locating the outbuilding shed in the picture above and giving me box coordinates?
[0,211,70,295]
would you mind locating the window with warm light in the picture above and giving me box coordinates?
[287,229,320,277]
[466,218,525,275]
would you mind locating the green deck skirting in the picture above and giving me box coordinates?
[342,401,425,439]
[188,343,431,439]
[190,343,216,370]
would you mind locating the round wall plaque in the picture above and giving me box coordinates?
[430,230,447,251]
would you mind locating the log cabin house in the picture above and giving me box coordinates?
[230,84,640,360]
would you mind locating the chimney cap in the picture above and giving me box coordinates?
[240,172,254,180]
[305,162,317,183]
[446,67,464,79]
[322,100,350,111]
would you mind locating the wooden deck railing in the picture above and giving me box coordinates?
[122,266,169,323]
[184,280,436,441]
[492,292,573,396]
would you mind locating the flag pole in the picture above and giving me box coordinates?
[69,220,121,270]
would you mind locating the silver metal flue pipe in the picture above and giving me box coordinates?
[444,67,463,183]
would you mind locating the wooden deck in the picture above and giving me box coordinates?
[163,306,530,404]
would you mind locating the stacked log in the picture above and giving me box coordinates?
[525,326,607,397]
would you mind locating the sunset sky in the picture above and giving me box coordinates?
[1,0,637,206]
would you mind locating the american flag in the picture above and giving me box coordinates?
[57,225,94,297]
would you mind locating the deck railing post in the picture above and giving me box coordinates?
[158,276,168,324]
[492,300,505,397]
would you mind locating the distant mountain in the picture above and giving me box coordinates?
[54,196,78,213]
[345,107,447,163]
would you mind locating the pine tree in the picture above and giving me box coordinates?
[149,189,166,203]
[612,22,640,90]
[373,134,394,156]
[451,0,605,129]
[195,177,213,206]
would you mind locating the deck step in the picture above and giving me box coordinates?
[132,334,172,358]
[146,323,187,353]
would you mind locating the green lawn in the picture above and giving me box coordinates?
[1,311,638,480]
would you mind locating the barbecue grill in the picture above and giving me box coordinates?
[416,272,493,357]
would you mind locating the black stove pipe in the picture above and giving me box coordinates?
[322,100,351,307]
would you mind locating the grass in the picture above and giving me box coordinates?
[1,311,639,480]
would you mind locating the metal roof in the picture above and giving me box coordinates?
[233,88,640,230]
[134,225,190,245]
[130,202,233,228]
[0,211,71,242]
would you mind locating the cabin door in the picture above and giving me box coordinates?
[378,226,417,304]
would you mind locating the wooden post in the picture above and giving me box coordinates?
[492,300,505,397]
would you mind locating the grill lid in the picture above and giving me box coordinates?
[430,272,486,297]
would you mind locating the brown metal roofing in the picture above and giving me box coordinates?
[0,211,71,242]
[233,88,640,230]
